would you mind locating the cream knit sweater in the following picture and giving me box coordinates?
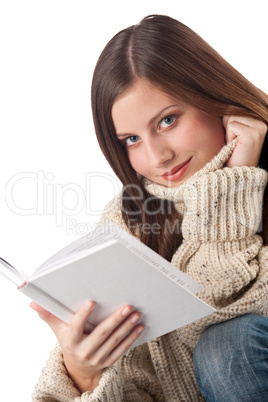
[33,141,268,401]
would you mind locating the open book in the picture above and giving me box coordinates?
[0,221,214,348]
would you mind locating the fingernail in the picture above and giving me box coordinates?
[121,306,132,316]
[85,300,94,310]
[131,313,141,324]
[137,325,145,334]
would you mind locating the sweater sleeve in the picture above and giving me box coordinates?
[32,344,123,401]
[32,343,163,402]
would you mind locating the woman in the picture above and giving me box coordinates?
[31,15,268,401]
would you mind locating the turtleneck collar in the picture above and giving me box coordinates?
[141,139,267,242]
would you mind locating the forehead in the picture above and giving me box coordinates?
[113,79,176,108]
[111,79,182,132]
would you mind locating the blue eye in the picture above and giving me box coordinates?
[125,135,140,147]
[159,115,177,129]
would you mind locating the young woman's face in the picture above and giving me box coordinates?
[112,79,226,187]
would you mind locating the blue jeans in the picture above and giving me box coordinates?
[193,314,268,401]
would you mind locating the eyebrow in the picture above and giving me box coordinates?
[116,104,178,138]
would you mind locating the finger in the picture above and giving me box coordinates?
[222,115,231,129]
[229,116,261,129]
[224,120,238,144]
[68,300,96,343]
[103,323,145,367]
[223,115,267,132]
[224,120,258,144]
[225,122,264,146]
[224,115,252,128]
[93,312,142,362]
[30,301,68,334]
[83,305,134,353]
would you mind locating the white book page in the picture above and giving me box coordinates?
[0,258,25,287]
[106,221,203,294]
[33,224,116,276]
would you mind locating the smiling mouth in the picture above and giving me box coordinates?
[162,157,192,181]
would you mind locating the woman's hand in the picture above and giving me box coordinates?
[30,301,144,393]
[222,115,267,167]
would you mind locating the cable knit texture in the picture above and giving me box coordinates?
[33,140,268,401]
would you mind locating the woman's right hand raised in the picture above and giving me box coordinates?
[30,301,144,393]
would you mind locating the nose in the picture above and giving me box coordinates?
[144,135,174,167]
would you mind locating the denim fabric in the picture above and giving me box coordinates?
[193,314,268,401]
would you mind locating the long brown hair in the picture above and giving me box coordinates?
[91,14,268,259]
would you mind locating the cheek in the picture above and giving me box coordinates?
[128,152,146,175]
[187,115,226,149]
[208,120,226,149]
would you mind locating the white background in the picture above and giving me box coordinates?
[0,0,267,400]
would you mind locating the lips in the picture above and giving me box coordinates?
[162,157,192,182]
